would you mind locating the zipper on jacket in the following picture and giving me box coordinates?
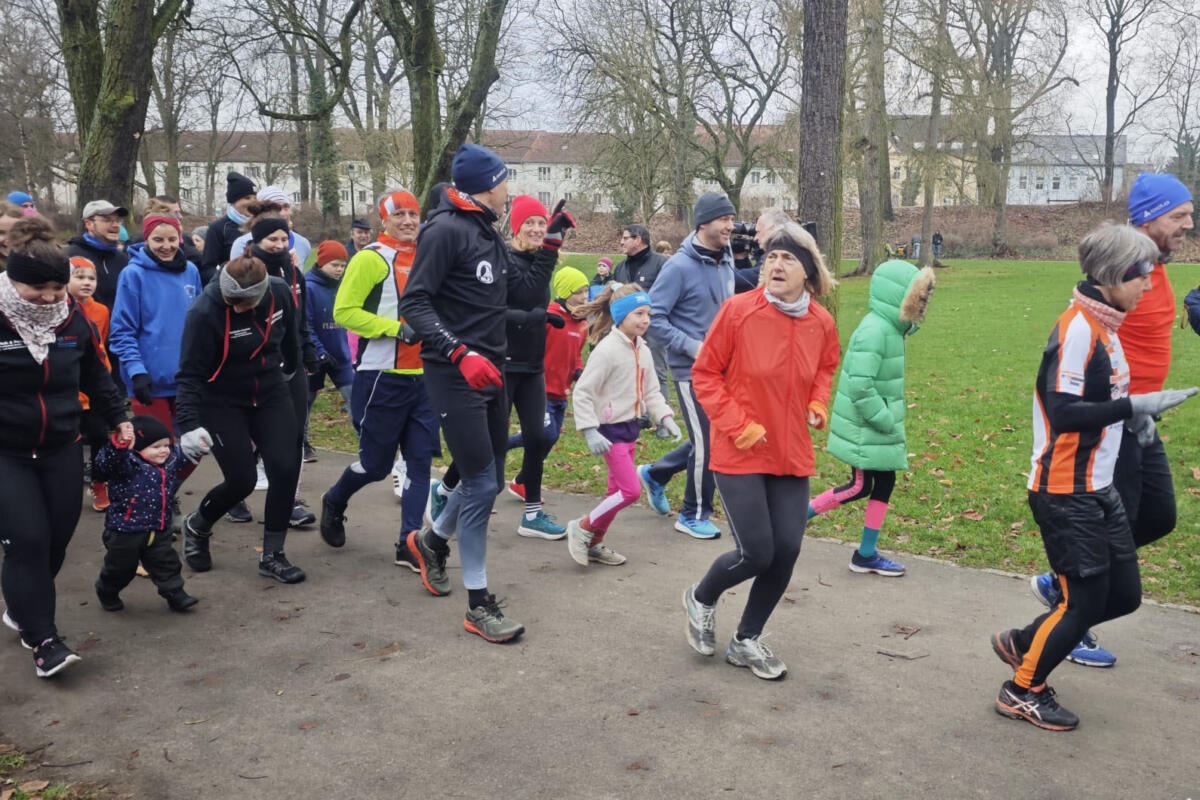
[33,359,49,459]
[124,497,136,521]
[157,465,168,530]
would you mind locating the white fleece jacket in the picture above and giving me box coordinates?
[572,327,673,431]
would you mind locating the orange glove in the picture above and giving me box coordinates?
[734,421,766,450]
[807,401,828,429]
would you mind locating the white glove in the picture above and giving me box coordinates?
[1128,413,1157,448]
[582,427,612,455]
[656,416,682,441]
[180,427,213,462]
[1129,387,1199,416]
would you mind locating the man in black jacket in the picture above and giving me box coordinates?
[615,223,670,394]
[68,199,131,394]
[200,172,257,285]
[398,142,526,644]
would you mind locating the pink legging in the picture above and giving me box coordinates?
[585,441,641,542]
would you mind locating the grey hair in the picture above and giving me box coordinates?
[192,226,208,240]
[1078,223,1158,287]
[756,209,791,232]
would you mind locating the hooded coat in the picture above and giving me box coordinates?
[826,261,935,471]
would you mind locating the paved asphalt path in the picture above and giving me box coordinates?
[1,450,1198,799]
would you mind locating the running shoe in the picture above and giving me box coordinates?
[34,637,81,678]
[164,589,199,612]
[94,580,124,612]
[674,516,720,539]
[255,463,268,491]
[91,481,109,512]
[392,460,407,499]
[566,518,592,566]
[289,499,316,528]
[849,550,906,576]
[518,510,566,540]
[463,595,525,643]
[183,513,213,572]
[683,584,717,656]
[303,442,318,463]
[995,680,1078,731]
[1030,572,1061,609]
[394,539,419,573]
[259,551,306,583]
[319,493,347,548]
[725,633,787,680]
[507,480,526,501]
[225,501,253,524]
[637,465,669,515]
[588,543,626,566]
[1065,630,1116,668]
[991,628,1026,672]
[426,480,448,526]
[406,529,451,596]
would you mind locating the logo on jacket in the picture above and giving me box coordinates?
[476,260,494,284]
[185,285,197,300]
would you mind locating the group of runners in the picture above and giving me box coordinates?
[0,152,1196,732]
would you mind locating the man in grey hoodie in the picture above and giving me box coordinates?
[637,192,736,539]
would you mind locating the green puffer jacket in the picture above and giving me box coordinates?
[827,260,935,471]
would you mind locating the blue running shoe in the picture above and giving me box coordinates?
[1030,572,1061,609]
[674,516,720,539]
[1065,630,1116,668]
[849,550,906,576]
[426,480,448,526]
[517,510,567,540]
[638,465,669,515]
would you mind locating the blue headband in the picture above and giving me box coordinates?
[611,292,651,327]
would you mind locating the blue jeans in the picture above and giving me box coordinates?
[326,371,439,537]
[506,398,567,484]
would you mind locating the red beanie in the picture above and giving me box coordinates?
[509,195,548,236]
[316,240,349,268]
[143,215,181,241]
[378,190,419,221]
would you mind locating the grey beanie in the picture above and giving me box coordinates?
[693,191,736,228]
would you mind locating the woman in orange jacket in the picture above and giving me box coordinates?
[683,222,840,680]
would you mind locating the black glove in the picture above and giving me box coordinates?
[304,356,320,376]
[131,374,152,406]
[318,351,332,367]
[398,321,420,345]
[543,199,576,250]
[546,310,566,329]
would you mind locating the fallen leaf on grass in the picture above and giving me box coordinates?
[352,642,366,649]
[1192,466,1200,482]
[626,709,639,716]
[333,673,351,682]
[299,721,318,731]
[959,509,984,521]
[20,782,49,793]
[627,761,650,771]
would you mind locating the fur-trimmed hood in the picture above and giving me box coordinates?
[868,260,935,334]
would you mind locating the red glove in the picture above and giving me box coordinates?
[451,346,502,390]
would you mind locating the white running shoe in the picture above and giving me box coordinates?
[255,463,269,491]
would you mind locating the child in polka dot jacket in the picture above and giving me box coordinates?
[92,415,199,613]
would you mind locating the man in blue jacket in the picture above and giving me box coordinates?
[638,191,736,539]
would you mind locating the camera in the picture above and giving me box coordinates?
[731,221,756,237]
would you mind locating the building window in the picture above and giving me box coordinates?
[1052,176,1061,190]
[751,171,761,184]
[765,172,776,185]
[892,167,901,180]
[1019,174,1027,189]
[538,191,551,205]
[246,166,261,178]
[764,196,776,207]
[292,192,301,203]
[340,190,349,202]
[358,190,367,202]
[1068,175,1078,189]
[180,165,192,178]
[564,192,572,201]
[594,194,602,206]
[563,167,573,180]
[180,188,192,201]
[538,166,551,181]
[509,168,518,180]
[1035,175,1044,190]
[1087,174,1096,184]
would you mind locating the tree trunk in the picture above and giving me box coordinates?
[139,138,158,197]
[798,0,849,309]
[1102,26,1119,205]
[286,39,311,203]
[853,0,887,276]
[919,0,948,268]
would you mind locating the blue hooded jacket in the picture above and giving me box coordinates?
[646,231,735,381]
[108,243,203,397]
[305,266,354,384]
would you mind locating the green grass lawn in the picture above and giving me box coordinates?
[309,258,1200,606]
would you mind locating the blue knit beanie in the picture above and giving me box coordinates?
[452,144,508,195]
[1129,173,1193,225]
[7,191,33,206]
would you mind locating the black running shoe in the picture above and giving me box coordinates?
[995,680,1079,731]
[164,589,199,612]
[226,501,253,523]
[94,580,124,612]
[319,493,347,547]
[303,442,318,462]
[991,629,1026,672]
[259,551,306,583]
[394,537,419,573]
[183,513,213,572]
[34,637,81,678]
[289,499,316,528]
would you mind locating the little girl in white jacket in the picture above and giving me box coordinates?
[568,284,681,566]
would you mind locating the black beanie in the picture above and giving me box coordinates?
[251,217,289,243]
[6,250,70,286]
[131,415,172,451]
[226,172,256,204]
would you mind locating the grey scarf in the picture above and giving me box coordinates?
[764,288,810,318]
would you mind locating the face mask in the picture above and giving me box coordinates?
[227,205,250,226]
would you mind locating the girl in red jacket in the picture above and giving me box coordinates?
[683,222,840,680]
